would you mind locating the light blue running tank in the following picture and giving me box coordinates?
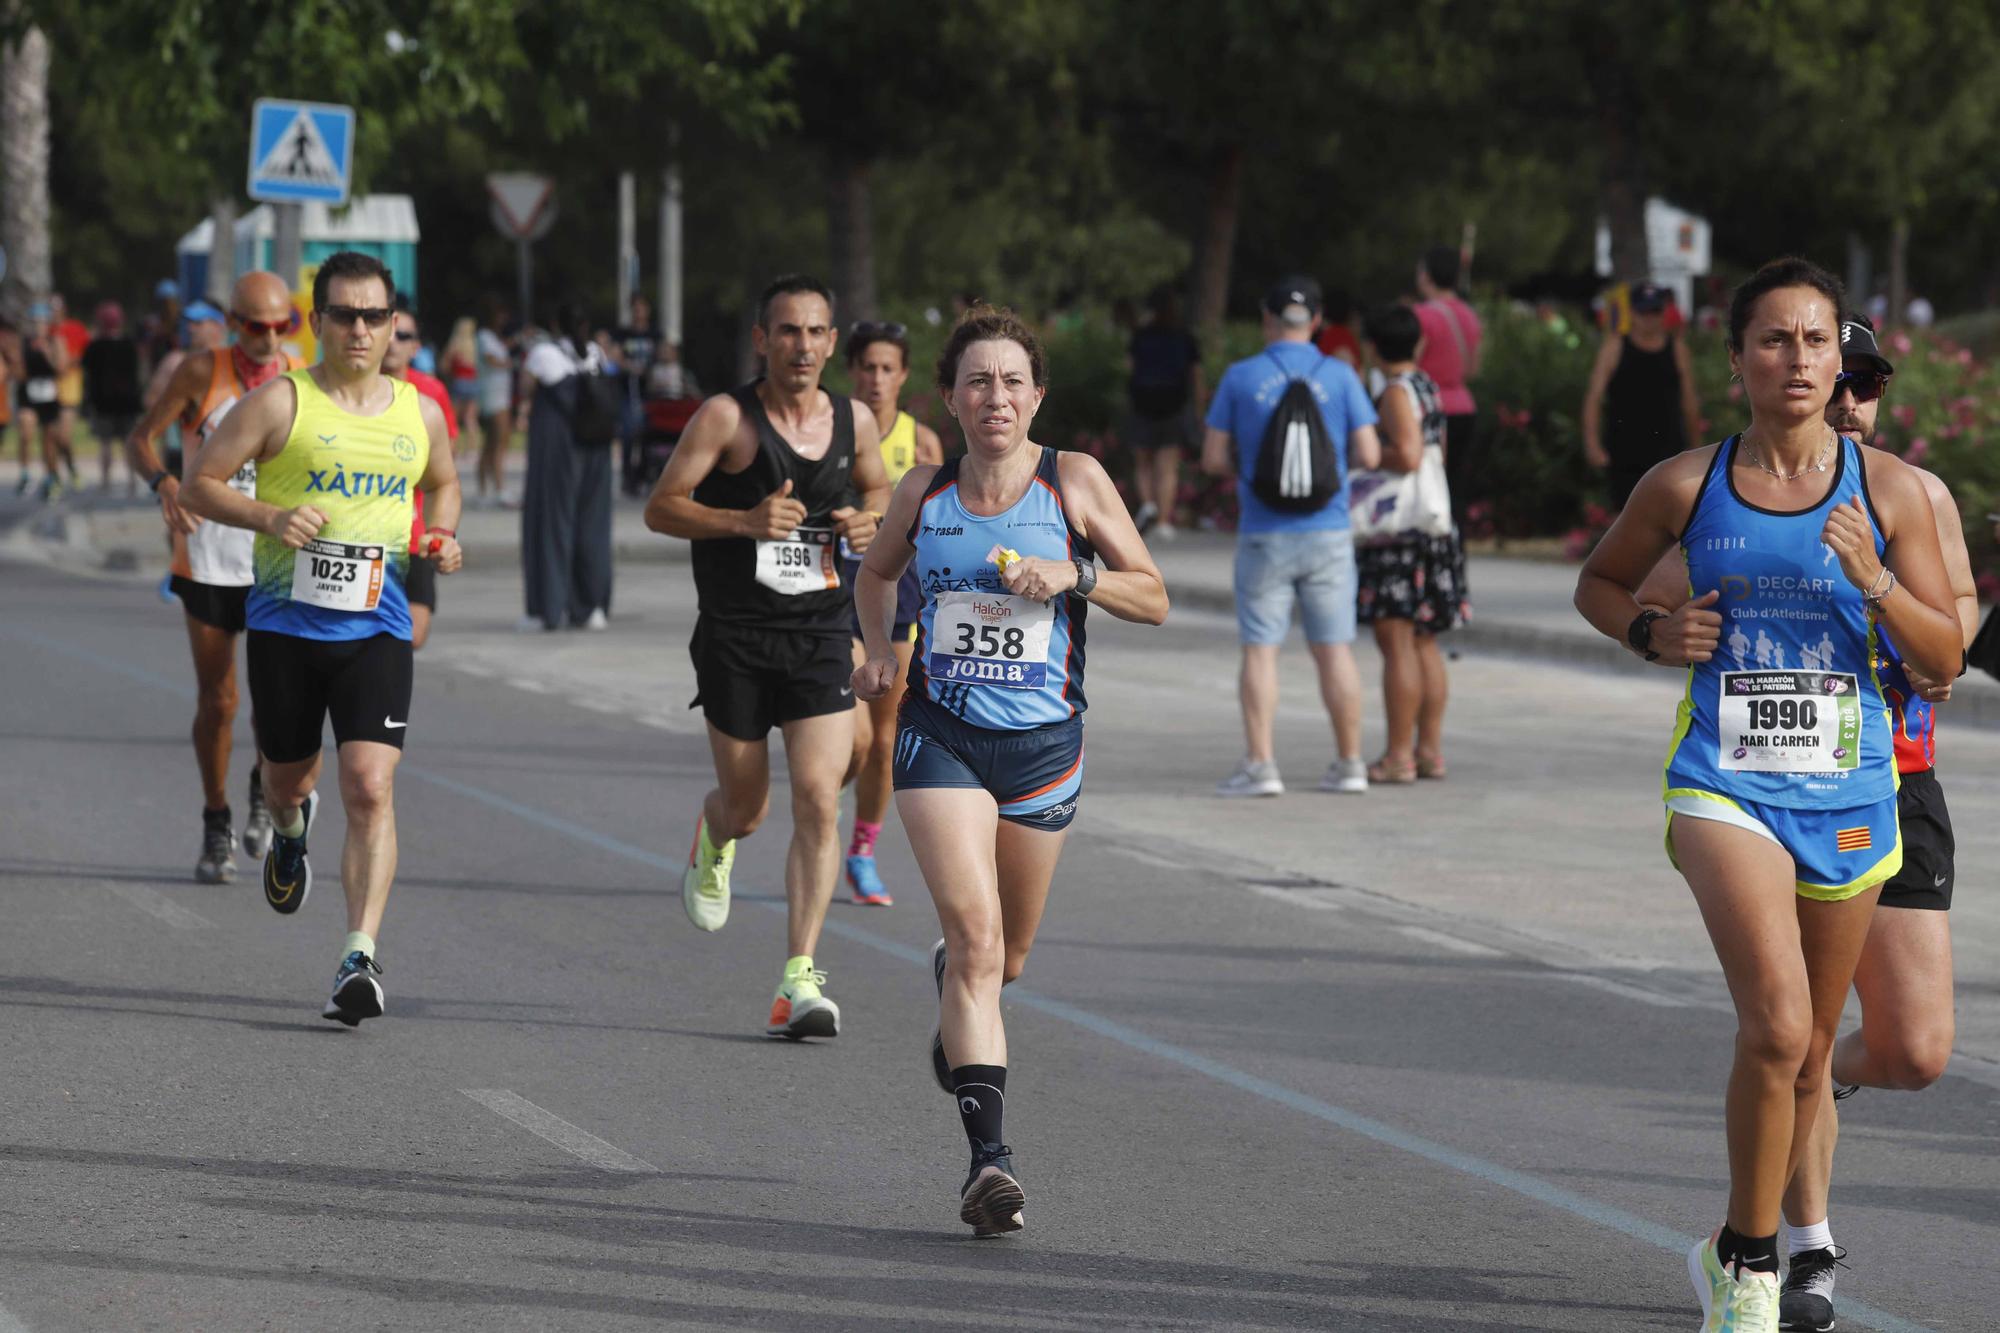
[906,447,1092,730]
[1665,435,1894,810]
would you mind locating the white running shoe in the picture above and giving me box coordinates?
[682,816,733,932]
[582,608,609,631]
[1689,1233,1780,1332]
[1215,759,1284,797]
[1319,758,1369,794]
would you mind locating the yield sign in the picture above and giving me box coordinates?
[487,173,557,241]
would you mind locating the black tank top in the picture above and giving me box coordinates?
[1603,335,1686,468]
[690,381,859,634]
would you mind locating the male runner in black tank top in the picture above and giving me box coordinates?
[644,274,890,1039]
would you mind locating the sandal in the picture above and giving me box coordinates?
[1367,756,1418,784]
[1415,751,1447,780]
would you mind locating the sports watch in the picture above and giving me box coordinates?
[1070,558,1097,600]
[1627,609,1667,662]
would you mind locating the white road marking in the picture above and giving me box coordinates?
[0,1298,30,1333]
[461,1089,658,1173]
[102,881,210,930]
[1103,844,1184,871]
[1556,973,1689,1008]
[1396,925,1506,957]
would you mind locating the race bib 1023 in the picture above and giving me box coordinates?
[290,537,386,613]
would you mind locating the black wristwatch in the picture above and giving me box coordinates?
[1627,609,1667,661]
[146,469,169,494]
[1070,558,1097,600]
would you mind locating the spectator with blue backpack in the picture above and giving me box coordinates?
[1200,274,1382,798]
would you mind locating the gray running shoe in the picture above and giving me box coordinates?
[1779,1245,1844,1331]
[1215,759,1284,798]
[242,768,274,859]
[1318,757,1369,794]
[196,807,237,884]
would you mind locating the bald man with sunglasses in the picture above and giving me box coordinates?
[1636,315,1978,1332]
[127,270,305,885]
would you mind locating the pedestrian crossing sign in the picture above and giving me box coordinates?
[247,99,355,205]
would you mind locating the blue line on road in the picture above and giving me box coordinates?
[5,623,1936,1333]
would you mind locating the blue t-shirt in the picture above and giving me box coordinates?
[1206,341,1377,534]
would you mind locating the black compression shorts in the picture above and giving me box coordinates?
[688,615,852,741]
[247,630,415,764]
[1879,767,1953,910]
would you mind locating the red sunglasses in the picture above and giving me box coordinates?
[231,311,298,336]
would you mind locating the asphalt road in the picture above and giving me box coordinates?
[0,551,1994,1332]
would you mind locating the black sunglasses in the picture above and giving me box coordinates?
[320,305,393,329]
[849,320,907,342]
[1834,370,1888,404]
[393,330,419,342]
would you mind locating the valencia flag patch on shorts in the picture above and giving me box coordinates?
[1835,826,1872,853]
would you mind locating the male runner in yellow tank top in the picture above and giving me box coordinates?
[840,321,942,905]
[126,271,304,884]
[182,251,462,1025]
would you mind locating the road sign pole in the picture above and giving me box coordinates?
[660,149,683,345]
[272,202,303,290]
[617,172,636,322]
[518,238,533,326]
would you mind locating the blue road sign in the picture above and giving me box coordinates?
[247,99,355,205]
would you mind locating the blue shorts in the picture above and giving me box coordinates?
[892,693,1083,831]
[1234,529,1357,645]
[1663,786,1903,901]
[842,556,923,641]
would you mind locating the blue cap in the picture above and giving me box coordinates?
[182,299,225,324]
[155,279,181,301]
[26,301,50,320]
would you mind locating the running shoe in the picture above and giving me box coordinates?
[1689,1232,1781,1332]
[846,853,893,906]
[196,807,237,884]
[322,951,385,1027]
[682,816,733,932]
[960,1144,1026,1237]
[929,938,952,1093]
[1215,759,1284,797]
[1779,1245,1844,1332]
[262,790,318,914]
[242,768,274,859]
[582,608,609,631]
[767,959,840,1040]
[1831,1082,1859,1101]
[1318,758,1369,794]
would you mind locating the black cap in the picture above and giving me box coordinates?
[1630,282,1671,313]
[1839,316,1894,376]
[1263,275,1323,326]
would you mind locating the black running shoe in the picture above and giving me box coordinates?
[262,790,318,914]
[322,951,386,1026]
[1780,1244,1845,1331]
[242,767,274,859]
[929,938,951,1094]
[196,806,237,884]
[960,1143,1025,1236]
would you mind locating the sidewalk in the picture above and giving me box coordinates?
[7,455,1998,725]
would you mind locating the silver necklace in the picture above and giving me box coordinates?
[1745,429,1833,482]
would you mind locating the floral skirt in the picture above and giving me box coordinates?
[1356,529,1470,634]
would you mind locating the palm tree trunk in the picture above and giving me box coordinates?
[0,25,52,324]
[827,152,876,324]
[1190,142,1243,334]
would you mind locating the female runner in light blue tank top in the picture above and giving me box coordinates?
[1576,259,1960,1330]
[852,307,1168,1237]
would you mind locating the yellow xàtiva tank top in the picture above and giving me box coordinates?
[878,410,918,485]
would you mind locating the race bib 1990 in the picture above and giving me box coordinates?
[754,526,839,596]
[290,537,385,612]
[928,591,1054,690]
[1718,670,1861,773]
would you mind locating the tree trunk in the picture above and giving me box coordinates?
[1844,231,1871,309]
[0,26,52,325]
[1190,142,1243,334]
[206,196,238,303]
[1587,28,1648,282]
[826,152,876,324]
[1885,216,1908,330]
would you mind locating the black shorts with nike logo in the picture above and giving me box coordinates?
[247,630,416,764]
[688,614,853,742]
[1880,767,1953,910]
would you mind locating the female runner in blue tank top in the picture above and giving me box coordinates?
[853,307,1168,1237]
[1576,258,1960,1331]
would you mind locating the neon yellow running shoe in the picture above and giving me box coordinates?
[1688,1232,1779,1332]
[682,816,733,932]
[766,956,840,1040]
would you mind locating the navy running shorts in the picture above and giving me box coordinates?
[892,692,1082,831]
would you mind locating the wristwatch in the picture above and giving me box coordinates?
[146,469,169,493]
[1070,558,1097,600]
[1627,609,1667,661]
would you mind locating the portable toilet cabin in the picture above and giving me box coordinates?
[232,196,421,300]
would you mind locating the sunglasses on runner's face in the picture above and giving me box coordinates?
[849,320,907,342]
[231,312,296,336]
[393,330,419,342]
[1834,370,1888,403]
[320,305,393,329]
